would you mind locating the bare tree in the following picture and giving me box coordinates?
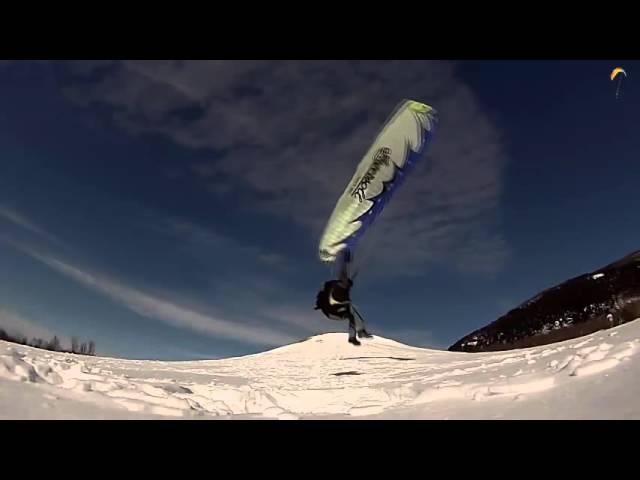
[88,340,96,356]
[71,336,79,354]
[48,336,61,352]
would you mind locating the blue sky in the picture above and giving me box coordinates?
[0,60,638,360]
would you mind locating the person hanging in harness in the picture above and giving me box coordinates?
[314,251,373,346]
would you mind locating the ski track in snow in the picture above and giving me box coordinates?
[1,321,640,419]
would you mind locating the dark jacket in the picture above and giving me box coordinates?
[315,279,353,320]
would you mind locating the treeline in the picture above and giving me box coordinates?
[0,329,96,356]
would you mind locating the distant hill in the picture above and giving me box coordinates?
[0,328,96,356]
[449,250,640,352]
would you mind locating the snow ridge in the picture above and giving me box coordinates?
[1,323,639,419]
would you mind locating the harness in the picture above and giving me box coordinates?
[315,280,352,320]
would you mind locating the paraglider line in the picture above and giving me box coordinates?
[351,304,366,324]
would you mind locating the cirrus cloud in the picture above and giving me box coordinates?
[3,238,299,348]
[62,60,510,277]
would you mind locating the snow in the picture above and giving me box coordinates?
[592,273,605,279]
[2,321,640,419]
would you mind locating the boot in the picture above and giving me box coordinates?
[358,329,373,339]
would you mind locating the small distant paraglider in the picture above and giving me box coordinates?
[610,67,627,99]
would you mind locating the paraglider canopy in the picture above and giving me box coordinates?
[317,99,437,271]
[610,67,627,81]
[610,67,627,99]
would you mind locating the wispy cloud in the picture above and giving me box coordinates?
[157,216,293,273]
[8,242,299,348]
[62,60,510,277]
[0,308,60,344]
[260,304,335,336]
[0,205,62,246]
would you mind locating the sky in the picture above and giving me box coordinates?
[0,60,638,360]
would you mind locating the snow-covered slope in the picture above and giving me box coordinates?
[1,322,640,419]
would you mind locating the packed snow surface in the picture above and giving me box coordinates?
[2,321,640,419]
